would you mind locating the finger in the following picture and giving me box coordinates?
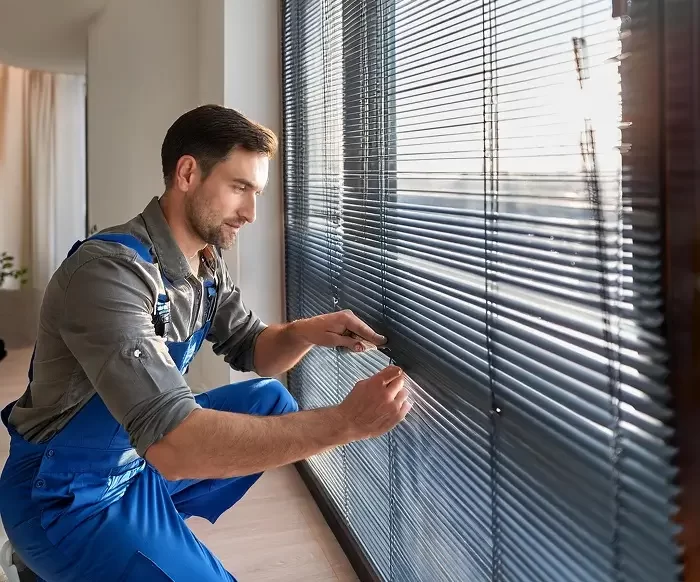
[378,365,403,384]
[342,333,378,351]
[398,399,413,420]
[393,388,409,402]
[386,375,406,398]
[330,333,367,353]
[343,312,387,346]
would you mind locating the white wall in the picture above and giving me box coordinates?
[197,0,225,106]
[54,73,87,264]
[0,0,108,75]
[87,0,199,232]
[87,0,284,389]
[223,0,285,383]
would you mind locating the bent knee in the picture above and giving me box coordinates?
[199,378,298,416]
[257,378,298,415]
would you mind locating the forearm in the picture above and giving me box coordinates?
[146,405,354,480]
[253,322,311,376]
[252,312,386,376]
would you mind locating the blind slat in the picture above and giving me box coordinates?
[282,0,679,579]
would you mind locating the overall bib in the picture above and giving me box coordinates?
[0,234,298,582]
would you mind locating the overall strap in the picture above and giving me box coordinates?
[203,280,218,324]
[201,246,222,325]
[84,233,154,264]
[27,234,161,385]
[85,234,174,339]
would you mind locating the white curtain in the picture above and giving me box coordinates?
[0,63,86,291]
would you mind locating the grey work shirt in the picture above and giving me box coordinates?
[8,197,266,457]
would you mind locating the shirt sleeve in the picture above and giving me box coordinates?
[206,253,267,373]
[60,250,200,457]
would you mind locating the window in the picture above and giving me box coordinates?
[282,0,680,580]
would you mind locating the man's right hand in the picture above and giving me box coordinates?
[147,365,412,481]
[336,365,412,440]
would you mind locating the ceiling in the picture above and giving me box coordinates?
[0,0,108,74]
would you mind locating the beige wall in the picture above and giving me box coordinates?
[86,0,284,389]
[223,0,284,361]
[0,289,43,349]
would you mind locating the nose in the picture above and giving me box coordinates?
[240,192,257,225]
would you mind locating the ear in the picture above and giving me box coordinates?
[174,155,199,192]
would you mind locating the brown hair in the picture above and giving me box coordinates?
[161,104,278,187]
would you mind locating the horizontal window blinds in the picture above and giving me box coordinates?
[282,0,680,580]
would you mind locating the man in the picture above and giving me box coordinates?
[0,105,410,581]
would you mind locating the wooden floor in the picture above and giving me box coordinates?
[0,348,358,582]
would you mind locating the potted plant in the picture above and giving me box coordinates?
[0,252,28,288]
[0,252,28,362]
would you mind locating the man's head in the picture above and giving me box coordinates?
[161,105,278,249]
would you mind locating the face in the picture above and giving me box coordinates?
[179,147,269,249]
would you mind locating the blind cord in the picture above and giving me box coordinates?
[378,3,397,574]
[574,30,624,581]
[483,0,502,579]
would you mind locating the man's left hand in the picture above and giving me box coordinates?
[291,310,387,352]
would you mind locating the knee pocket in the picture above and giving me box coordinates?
[119,552,174,581]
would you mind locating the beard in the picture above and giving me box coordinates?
[185,189,238,250]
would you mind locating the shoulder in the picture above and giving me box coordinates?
[58,217,161,299]
[81,214,153,263]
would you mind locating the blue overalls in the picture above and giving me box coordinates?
[0,234,298,581]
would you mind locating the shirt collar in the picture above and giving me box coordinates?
[140,196,192,283]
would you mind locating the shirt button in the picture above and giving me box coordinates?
[46,449,55,458]
[35,479,45,489]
